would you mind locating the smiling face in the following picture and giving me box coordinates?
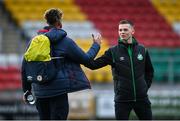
[118,23,135,43]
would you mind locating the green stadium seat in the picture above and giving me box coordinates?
[153,61,169,82]
[172,49,180,58]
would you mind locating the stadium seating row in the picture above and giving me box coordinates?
[4,0,180,47]
[75,0,180,47]
[0,66,21,90]
[151,0,180,24]
[4,0,85,25]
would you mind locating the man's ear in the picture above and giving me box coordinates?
[56,21,62,28]
[131,28,135,35]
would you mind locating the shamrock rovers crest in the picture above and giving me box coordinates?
[137,53,143,60]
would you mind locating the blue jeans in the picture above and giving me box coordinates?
[35,93,69,120]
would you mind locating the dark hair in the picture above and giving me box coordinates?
[119,19,134,27]
[44,8,63,26]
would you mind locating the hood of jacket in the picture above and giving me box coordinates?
[118,36,138,46]
[45,28,67,43]
[37,27,67,43]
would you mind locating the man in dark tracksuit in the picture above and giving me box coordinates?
[85,20,154,120]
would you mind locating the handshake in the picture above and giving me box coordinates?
[92,33,102,45]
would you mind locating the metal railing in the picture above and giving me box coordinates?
[152,57,180,84]
[0,28,2,52]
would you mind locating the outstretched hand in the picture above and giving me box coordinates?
[92,33,102,45]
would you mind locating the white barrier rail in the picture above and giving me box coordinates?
[0,28,2,52]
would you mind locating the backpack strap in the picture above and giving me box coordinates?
[48,36,64,60]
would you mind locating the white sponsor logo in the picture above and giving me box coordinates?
[27,76,33,81]
[119,57,125,61]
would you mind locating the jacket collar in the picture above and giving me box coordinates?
[118,36,138,47]
[37,26,67,43]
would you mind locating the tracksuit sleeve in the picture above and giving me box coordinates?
[145,50,154,88]
[84,48,114,70]
[66,40,100,64]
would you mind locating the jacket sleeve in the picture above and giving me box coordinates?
[66,39,100,64]
[21,59,32,93]
[84,48,114,70]
[145,50,154,88]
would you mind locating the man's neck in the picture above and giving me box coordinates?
[55,22,62,29]
[122,37,132,44]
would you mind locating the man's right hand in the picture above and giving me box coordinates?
[23,90,31,104]
[92,33,102,45]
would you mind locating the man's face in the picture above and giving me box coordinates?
[118,24,134,40]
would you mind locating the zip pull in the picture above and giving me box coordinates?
[51,57,64,60]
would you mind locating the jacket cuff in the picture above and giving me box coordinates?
[92,42,100,49]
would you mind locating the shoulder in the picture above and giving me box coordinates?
[64,37,76,44]
[62,37,79,50]
[110,45,117,49]
[102,45,118,56]
[137,43,145,48]
[136,43,148,53]
[109,45,118,52]
[137,43,147,50]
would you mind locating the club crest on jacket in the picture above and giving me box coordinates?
[137,53,143,60]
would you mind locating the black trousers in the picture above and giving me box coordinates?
[35,93,69,120]
[115,99,152,120]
